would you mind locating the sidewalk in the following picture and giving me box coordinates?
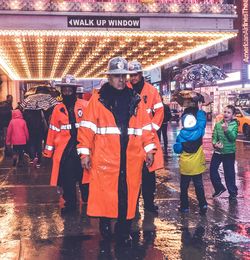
[0,123,250,259]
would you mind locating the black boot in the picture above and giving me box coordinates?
[99,218,112,240]
[114,220,132,247]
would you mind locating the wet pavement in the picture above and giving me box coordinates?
[0,122,250,260]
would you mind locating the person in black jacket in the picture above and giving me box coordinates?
[157,101,172,156]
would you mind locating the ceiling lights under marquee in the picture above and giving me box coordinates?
[0,0,236,15]
[0,30,237,80]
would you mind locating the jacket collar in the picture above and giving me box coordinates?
[98,82,141,117]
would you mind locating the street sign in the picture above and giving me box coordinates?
[67,16,140,28]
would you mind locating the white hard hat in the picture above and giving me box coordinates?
[56,75,82,87]
[104,57,131,75]
[128,60,143,73]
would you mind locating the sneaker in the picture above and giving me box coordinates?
[33,157,38,166]
[199,205,208,215]
[212,187,226,198]
[179,208,189,213]
[23,153,30,161]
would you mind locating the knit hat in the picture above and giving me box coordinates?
[182,114,197,128]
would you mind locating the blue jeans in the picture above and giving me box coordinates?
[180,174,207,209]
[210,152,238,196]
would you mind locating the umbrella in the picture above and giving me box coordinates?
[24,85,60,98]
[171,90,213,107]
[174,64,227,87]
[20,93,59,111]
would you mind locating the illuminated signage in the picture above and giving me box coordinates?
[68,16,140,28]
[55,0,223,3]
[242,0,249,63]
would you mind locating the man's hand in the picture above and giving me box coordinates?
[214,141,223,149]
[146,153,154,168]
[42,151,51,158]
[81,155,91,170]
[198,101,203,110]
[222,122,228,132]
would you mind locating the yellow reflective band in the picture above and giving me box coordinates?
[77,147,90,155]
[97,127,121,135]
[152,123,160,131]
[80,120,97,133]
[127,128,142,136]
[144,143,156,153]
[142,124,152,131]
[49,124,60,132]
[154,102,163,110]
[45,145,54,151]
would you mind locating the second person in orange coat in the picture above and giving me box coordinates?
[128,60,164,214]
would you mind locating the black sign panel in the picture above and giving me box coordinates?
[67,16,140,28]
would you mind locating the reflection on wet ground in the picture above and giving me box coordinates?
[0,122,250,259]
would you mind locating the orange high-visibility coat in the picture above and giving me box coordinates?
[128,81,164,172]
[43,98,88,186]
[77,91,156,219]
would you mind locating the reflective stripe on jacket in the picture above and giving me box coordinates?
[77,92,156,219]
[43,99,88,186]
[128,81,164,171]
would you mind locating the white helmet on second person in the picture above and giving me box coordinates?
[128,60,143,73]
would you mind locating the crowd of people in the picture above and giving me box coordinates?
[1,56,239,248]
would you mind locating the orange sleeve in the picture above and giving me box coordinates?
[141,106,157,154]
[43,107,60,158]
[77,94,98,158]
[151,89,164,131]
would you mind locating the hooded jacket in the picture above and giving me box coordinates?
[173,109,207,175]
[212,119,238,154]
[6,109,29,145]
[173,110,206,154]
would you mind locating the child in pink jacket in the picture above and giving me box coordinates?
[6,109,29,167]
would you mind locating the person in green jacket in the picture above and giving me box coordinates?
[210,105,238,200]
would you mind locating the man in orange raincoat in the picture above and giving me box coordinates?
[128,60,164,214]
[43,75,88,214]
[77,57,156,246]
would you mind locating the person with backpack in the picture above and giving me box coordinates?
[173,102,208,215]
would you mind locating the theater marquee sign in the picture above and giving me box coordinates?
[67,16,140,28]
[242,0,249,63]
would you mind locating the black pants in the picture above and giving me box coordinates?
[142,163,156,209]
[180,174,207,209]
[60,156,83,208]
[210,152,238,196]
[157,123,168,153]
[13,144,26,162]
[29,136,43,163]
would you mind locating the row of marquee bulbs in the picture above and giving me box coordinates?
[0,30,236,80]
[7,1,231,14]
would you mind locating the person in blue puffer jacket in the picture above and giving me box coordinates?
[173,102,207,215]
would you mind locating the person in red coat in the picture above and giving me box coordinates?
[6,109,29,167]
